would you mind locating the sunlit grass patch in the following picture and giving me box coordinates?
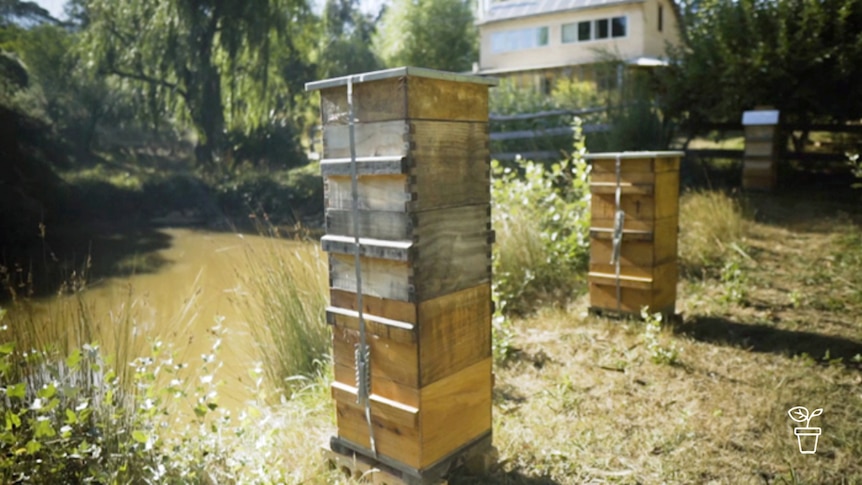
[679,190,750,275]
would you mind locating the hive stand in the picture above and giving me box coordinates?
[585,152,683,319]
[305,67,498,484]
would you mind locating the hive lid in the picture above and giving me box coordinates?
[305,66,499,92]
[583,151,685,160]
[742,110,780,125]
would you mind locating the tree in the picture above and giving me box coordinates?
[372,0,477,72]
[79,0,312,168]
[662,0,862,134]
[317,0,381,78]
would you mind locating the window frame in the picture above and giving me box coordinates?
[491,26,551,53]
[560,15,627,44]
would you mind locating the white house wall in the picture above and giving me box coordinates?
[479,1,680,73]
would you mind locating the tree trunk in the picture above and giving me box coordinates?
[184,12,225,169]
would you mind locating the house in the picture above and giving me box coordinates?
[474,0,682,93]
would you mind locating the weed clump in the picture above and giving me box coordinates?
[678,190,749,275]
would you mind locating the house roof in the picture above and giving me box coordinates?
[477,0,646,25]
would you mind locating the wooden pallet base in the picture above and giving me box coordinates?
[323,432,495,485]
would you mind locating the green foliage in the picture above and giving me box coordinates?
[80,0,314,167]
[641,307,681,365]
[663,0,862,128]
[491,121,591,316]
[719,260,748,305]
[373,0,477,71]
[317,0,381,78]
[238,241,330,392]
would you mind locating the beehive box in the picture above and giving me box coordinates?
[742,109,780,191]
[306,67,497,476]
[585,152,683,317]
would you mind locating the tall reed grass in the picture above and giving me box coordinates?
[237,235,329,393]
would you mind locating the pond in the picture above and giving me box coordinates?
[3,226,324,414]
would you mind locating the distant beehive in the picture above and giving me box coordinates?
[306,67,497,479]
[742,109,781,191]
[585,152,683,317]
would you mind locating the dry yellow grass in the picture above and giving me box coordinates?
[679,190,749,274]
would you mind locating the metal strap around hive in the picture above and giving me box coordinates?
[346,75,377,457]
[611,154,626,313]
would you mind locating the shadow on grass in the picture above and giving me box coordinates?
[674,316,862,370]
[449,468,562,485]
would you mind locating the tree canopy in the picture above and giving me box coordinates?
[662,0,862,130]
[79,0,314,167]
[372,0,477,72]
[317,0,381,78]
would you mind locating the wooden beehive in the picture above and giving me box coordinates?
[742,109,781,191]
[585,152,683,317]
[305,67,497,479]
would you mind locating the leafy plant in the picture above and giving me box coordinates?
[641,307,681,365]
[719,260,748,305]
[491,120,591,316]
[788,406,823,428]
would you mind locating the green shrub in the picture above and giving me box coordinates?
[491,122,591,316]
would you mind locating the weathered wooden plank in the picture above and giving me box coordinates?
[587,271,654,290]
[589,182,655,196]
[333,363,420,409]
[332,326,419,388]
[744,141,775,158]
[418,283,491,386]
[590,171,655,186]
[335,401,422,470]
[332,381,419,429]
[590,156,680,174]
[654,171,680,220]
[419,357,492,468]
[320,78,407,125]
[320,156,409,177]
[407,76,489,122]
[326,210,411,241]
[322,121,410,159]
[589,262,677,310]
[329,253,413,302]
[590,227,654,242]
[325,175,410,212]
[409,121,491,211]
[592,192,656,220]
[321,235,413,262]
[330,289,417,325]
[326,306,416,344]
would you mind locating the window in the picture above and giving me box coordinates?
[595,18,609,39]
[491,26,550,53]
[561,16,626,43]
[561,23,577,43]
[578,21,591,41]
[658,4,664,31]
[611,16,626,37]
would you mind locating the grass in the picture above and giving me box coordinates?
[236,230,330,393]
[678,190,750,275]
[4,185,860,483]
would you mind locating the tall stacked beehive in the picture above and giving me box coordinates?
[742,109,781,191]
[305,67,497,480]
[585,152,683,317]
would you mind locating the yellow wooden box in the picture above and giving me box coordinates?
[585,152,683,317]
[306,67,496,474]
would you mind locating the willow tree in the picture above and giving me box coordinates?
[80,0,311,167]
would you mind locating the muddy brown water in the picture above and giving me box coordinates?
[5,227,320,414]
